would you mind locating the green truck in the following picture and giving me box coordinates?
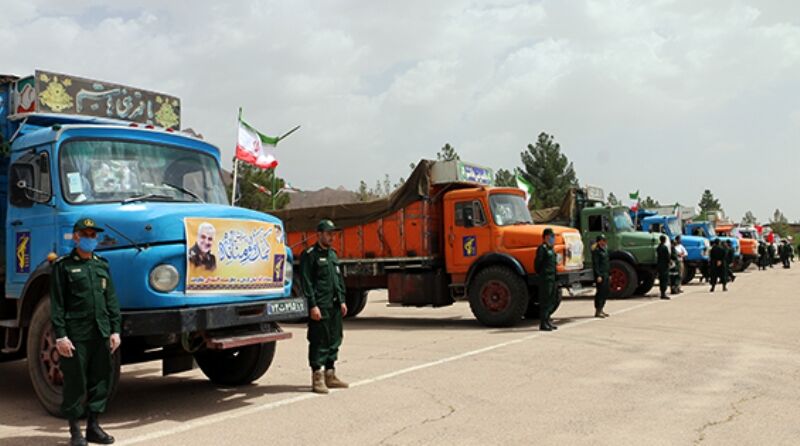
[534,187,662,298]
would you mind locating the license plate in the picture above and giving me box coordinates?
[267,299,306,316]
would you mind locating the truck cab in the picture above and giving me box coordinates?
[578,204,661,298]
[716,224,757,271]
[684,222,741,278]
[0,71,304,415]
[641,215,709,283]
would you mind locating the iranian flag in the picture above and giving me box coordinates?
[629,190,640,212]
[236,117,280,169]
[516,174,535,204]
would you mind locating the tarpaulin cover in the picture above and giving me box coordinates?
[532,188,577,225]
[272,160,434,232]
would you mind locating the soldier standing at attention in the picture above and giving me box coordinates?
[535,228,559,331]
[724,240,736,283]
[709,238,728,292]
[656,235,671,300]
[592,235,610,318]
[768,242,776,268]
[51,217,120,446]
[757,241,767,271]
[300,219,349,394]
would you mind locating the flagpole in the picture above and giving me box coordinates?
[272,168,277,210]
[231,158,239,206]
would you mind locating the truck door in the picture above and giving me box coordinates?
[583,213,611,250]
[447,199,491,274]
[6,148,57,298]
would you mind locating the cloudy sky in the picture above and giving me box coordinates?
[3,0,799,222]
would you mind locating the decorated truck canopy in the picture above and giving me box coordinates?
[6,70,180,129]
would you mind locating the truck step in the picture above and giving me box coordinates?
[0,319,18,328]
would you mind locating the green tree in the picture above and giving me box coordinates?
[741,211,757,225]
[494,168,516,187]
[641,196,660,209]
[356,180,376,202]
[607,192,620,206]
[771,209,790,237]
[698,189,722,214]
[229,161,290,211]
[519,132,579,208]
[437,143,460,161]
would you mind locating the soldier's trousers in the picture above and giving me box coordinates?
[594,277,609,310]
[539,280,558,322]
[658,271,669,295]
[60,337,113,419]
[307,306,343,370]
[709,270,727,287]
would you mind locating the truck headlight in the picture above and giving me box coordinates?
[150,264,180,292]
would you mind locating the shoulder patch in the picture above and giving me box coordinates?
[306,246,315,254]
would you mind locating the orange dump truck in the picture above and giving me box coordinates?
[273,160,591,327]
[715,223,758,271]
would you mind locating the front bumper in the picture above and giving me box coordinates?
[121,297,307,337]
[530,268,595,287]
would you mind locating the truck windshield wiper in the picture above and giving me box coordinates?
[121,193,175,205]
[163,183,204,203]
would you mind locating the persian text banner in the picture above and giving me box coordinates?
[185,218,286,295]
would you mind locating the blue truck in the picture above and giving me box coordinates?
[684,221,741,282]
[640,215,710,284]
[0,70,305,416]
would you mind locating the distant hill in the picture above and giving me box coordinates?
[221,169,359,209]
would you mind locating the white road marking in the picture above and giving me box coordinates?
[117,296,670,445]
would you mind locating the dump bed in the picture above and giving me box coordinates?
[274,160,444,261]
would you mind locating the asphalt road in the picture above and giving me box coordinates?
[2,265,799,445]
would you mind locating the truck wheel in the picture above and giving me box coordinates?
[195,341,276,386]
[27,297,121,417]
[634,270,655,296]
[682,265,696,285]
[345,289,368,318]
[468,266,528,327]
[741,259,752,271]
[608,260,638,298]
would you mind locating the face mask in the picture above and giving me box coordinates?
[547,235,555,245]
[77,237,98,253]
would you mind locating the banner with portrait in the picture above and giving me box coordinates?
[184,218,287,295]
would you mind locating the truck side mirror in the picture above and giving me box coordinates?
[10,153,52,207]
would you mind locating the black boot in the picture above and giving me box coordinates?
[86,412,114,444]
[69,419,87,446]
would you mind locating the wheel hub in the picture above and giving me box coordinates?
[480,280,511,313]
[39,325,63,387]
[610,268,628,293]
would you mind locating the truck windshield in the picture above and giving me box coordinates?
[489,194,533,226]
[613,210,634,232]
[60,139,228,205]
[668,219,682,237]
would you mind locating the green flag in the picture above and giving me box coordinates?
[516,175,535,204]
[629,190,640,200]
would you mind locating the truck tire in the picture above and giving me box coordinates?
[345,289,368,318]
[468,266,528,327]
[525,286,563,320]
[682,265,696,285]
[195,341,276,386]
[27,297,121,418]
[608,260,638,298]
[634,270,655,296]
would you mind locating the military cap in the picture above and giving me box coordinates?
[596,234,606,242]
[73,217,104,232]
[316,219,338,232]
[542,227,554,237]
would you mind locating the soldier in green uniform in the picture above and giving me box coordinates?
[709,238,727,292]
[51,217,120,446]
[535,228,558,331]
[299,219,349,394]
[724,240,736,283]
[592,235,610,318]
[767,242,776,268]
[780,240,791,268]
[656,235,671,300]
[757,241,767,270]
